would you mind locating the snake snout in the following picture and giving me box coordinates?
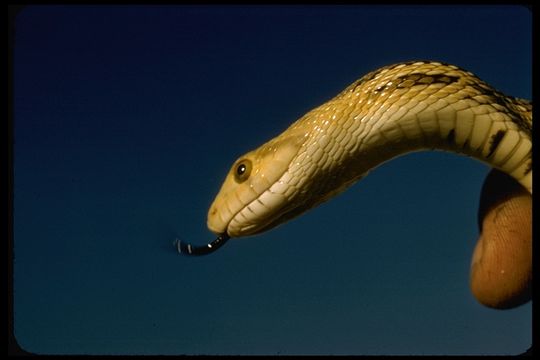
[207,206,227,235]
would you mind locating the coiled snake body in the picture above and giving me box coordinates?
[177,61,532,282]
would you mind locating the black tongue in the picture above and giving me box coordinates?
[174,233,230,256]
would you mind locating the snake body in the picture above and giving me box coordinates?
[177,60,532,255]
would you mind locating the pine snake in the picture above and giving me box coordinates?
[176,61,532,256]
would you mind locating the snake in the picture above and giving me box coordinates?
[175,61,532,256]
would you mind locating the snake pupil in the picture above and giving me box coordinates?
[237,164,246,175]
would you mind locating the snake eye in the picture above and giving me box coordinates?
[233,159,252,183]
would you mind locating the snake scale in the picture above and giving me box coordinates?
[176,61,532,257]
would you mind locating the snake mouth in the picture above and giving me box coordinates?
[226,199,310,237]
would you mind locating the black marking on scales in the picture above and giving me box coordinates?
[395,73,459,89]
[467,82,532,134]
[372,73,460,94]
[487,130,506,158]
[350,61,459,95]
[446,129,456,145]
[523,161,532,176]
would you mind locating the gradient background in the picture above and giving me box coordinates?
[12,5,531,355]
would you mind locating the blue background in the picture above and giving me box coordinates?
[13,5,531,355]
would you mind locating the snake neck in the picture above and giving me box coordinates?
[286,62,532,202]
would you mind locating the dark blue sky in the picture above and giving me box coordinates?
[13,5,531,355]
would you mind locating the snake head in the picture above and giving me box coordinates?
[207,134,305,238]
